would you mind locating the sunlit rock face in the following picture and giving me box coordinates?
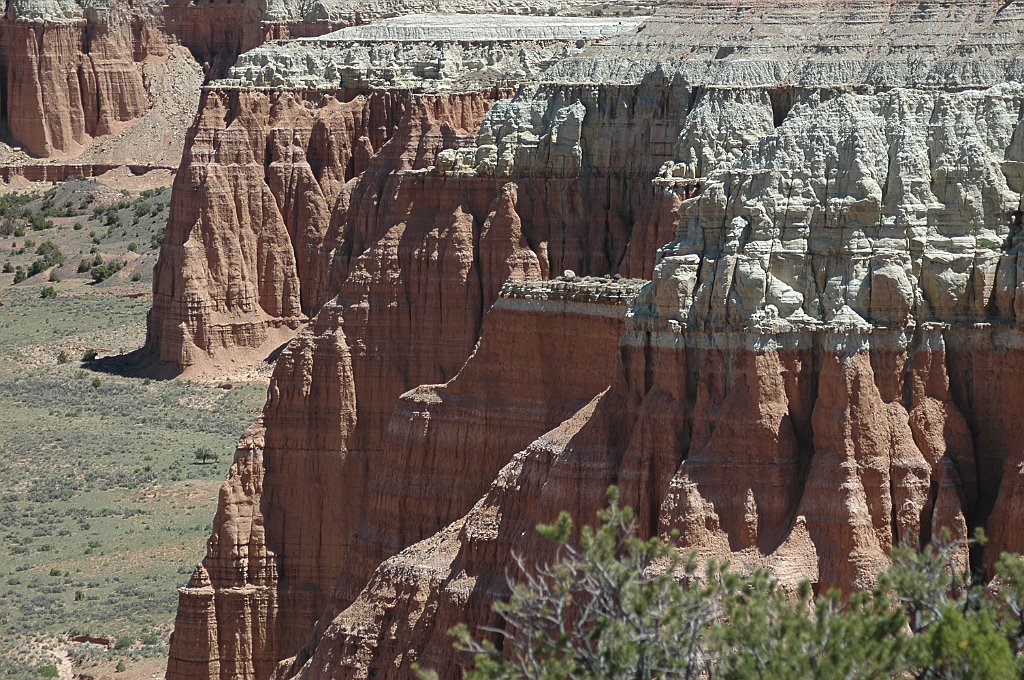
[164,2,1024,679]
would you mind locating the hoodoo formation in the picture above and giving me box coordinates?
[133,0,1024,678]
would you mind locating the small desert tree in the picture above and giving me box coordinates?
[194,447,218,465]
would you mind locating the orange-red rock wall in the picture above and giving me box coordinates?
[146,82,686,370]
[287,323,1024,679]
[145,87,501,368]
[0,6,342,159]
[0,19,155,157]
[167,288,634,678]
[160,81,694,679]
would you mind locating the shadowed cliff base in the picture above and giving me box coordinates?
[84,347,180,381]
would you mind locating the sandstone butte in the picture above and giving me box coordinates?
[76,0,1024,676]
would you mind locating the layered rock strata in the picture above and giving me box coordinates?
[160,16,678,668]
[146,14,669,370]
[0,2,159,157]
[168,1,1024,679]
[167,277,643,678]
[219,15,648,91]
[146,85,502,369]
[2,0,625,160]
[288,76,1024,680]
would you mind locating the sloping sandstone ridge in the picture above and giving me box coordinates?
[157,1,1024,678]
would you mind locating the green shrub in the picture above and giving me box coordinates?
[2,261,11,273]
[57,350,70,364]
[35,240,63,261]
[444,490,1024,680]
[37,665,58,678]
[13,267,26,284]
[91,378,102,389]
[48,269,61,283]
[0,191,33,219]
[40,286,57,299]
[82,349,98,362]
[130,271,142,282]
[194,447,218,465]
[27,213,54,231]
[24,241,65,278]
[115,660,126,673]
[90,260,124,283]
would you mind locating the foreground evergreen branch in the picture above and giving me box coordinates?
[426,488,1024,679]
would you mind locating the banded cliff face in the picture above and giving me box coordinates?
[0,8,159,158]
[288,67,1024,680]
[272,85,1024,680]
[167,1,1024,679]
[168,277,643,678]
[0,1,651,160]
[145,14,667,371]
[161,23,683,673]
[146,86,502,369]
[0,0,270,160]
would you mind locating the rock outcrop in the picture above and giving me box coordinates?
[219,14,648,91]
[167,276,643,678]
[165,1,1024,679]
[146,86,502,369]
[146,14,671,370]
[0,2,159,158]
[2,0,636,161]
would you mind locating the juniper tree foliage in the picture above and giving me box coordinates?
[436,488,1024,680]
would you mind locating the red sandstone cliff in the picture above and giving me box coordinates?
[163,2,1024,678]
[0,1,348,161]
[277,72,1024,680]
[168,278,642,678]
[145,87,508,369]
[0,17,156,157]
[286,323,995,679]
[145,79,685,371]
[0,1,631,162]
[154,39,682,675]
